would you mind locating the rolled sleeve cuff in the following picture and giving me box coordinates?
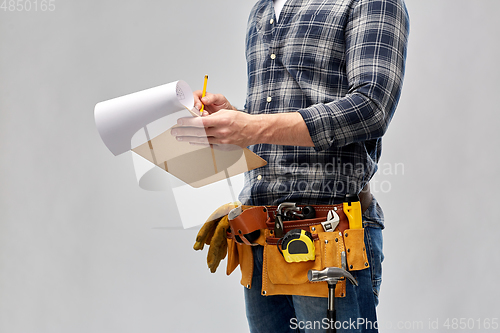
[298,104,335,151]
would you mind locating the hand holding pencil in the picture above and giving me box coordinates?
[193,76,237,115]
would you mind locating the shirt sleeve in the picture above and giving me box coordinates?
[298,0,410,151]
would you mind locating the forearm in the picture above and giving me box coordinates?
[251,112,314,147]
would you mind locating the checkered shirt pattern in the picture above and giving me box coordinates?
[239,0,410,206]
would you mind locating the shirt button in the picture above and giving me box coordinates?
[270,54,276,60]
[266,96,272,102]
[270,18,274,24]
[257,175,262,180]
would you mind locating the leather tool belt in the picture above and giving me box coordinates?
[225,185,373,298]
[227,183,372,246]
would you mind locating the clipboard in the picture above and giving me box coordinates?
[95,80,267,188]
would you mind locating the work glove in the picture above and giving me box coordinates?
[194,202,240,273]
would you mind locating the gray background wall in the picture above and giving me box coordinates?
[1,0,499,332]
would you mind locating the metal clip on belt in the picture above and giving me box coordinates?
[274,203,299,238]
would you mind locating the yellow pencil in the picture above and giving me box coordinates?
[200,74,208,115]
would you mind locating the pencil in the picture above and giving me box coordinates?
[200,74,208,115]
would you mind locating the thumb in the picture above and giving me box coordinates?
[201,93,217,105]
[204,93,232,108]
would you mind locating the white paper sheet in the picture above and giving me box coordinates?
[94,80,196,156]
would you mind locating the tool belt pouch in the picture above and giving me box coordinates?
[262,219,370,298]
[343,228,370,271]
[225,207,370,298]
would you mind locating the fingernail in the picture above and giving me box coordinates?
[171,130,176,135]
[177,120,183,125]
[176,137,183,141]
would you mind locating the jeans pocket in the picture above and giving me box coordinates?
[362,196,385,229]
[372,277,382,297]
[364,226,384,306]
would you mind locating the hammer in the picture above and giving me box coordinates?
[308,267,358,333]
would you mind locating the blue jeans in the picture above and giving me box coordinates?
[244,198,384,333]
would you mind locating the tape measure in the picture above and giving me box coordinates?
[277,229,316,263]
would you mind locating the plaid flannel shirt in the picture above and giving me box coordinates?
[239,0,409,206]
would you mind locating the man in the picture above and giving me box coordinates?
[173,0,409,331]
